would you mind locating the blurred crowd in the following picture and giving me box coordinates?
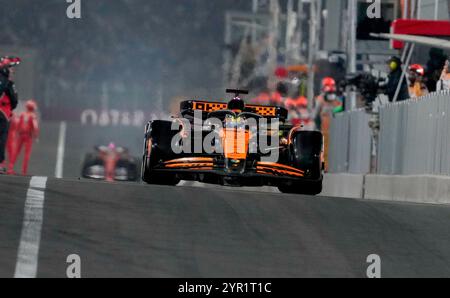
[387,49,449,102]
[239,47,448,171]
[0,0,250,114]
[244,48,449,131]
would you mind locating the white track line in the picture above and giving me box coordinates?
[55,121,67,179]
[14,176,48,278]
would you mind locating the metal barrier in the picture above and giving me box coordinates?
[378,91,450,176]
[328,91,450,176]
[328,109,371,174]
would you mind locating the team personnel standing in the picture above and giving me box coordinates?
[314,77,342,131]
[8,100,39,176]
[314,77,342,171]
[386,56,409,102]
[408,64,429,98]
[0,56,20,172]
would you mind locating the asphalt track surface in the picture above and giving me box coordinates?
[2,174,450,278]
[3,121,450,277]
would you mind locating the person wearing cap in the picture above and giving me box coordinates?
[386,56,409,102]
[0,56,20,171]
[8,99,39,176]
[314,77,342,130]
[408,64,429,98]
[314,77,342,172]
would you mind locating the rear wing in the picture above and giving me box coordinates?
[180,100,288,121]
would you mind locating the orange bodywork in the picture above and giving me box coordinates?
[161,155,306,178]
[245,105,277,117]
[163,157,214,170]
[190,101,277,117]
[256,162,305,177]
[192,101,227,112]
[165,163,213,169]
[165,157,214,163]
[221,128,250,160]
[256,169,303,177]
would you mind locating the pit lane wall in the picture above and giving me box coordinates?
[321,173,450,204]
[324,91,450,204]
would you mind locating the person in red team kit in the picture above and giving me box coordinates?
[0,56,20,172]
[8,100,39,176]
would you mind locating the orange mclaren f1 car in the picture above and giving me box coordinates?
[141,89,324,195]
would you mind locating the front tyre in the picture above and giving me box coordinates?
[278,180,322,195]
[141,136,180,186]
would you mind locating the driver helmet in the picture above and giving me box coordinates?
[227,97,245,113]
